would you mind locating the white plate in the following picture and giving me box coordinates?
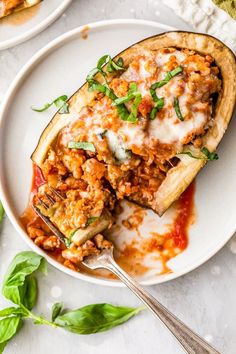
[0,0,72,50]
[0,19,236,287]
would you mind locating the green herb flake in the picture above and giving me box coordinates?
[87,217,99,226]
[152,66,183,89]
[179,147,219,161]
[68,141,96,152]
[149,97,164,120]
[201,147,219,161]
[31,95,69,114]
[173,97,184,121]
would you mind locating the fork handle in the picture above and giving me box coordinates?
[106,257,220,354]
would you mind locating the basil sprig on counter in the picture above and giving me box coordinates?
[68,141,96,152]
[0,202,4,226]
[173,97,184,121]
[179,147,219,161]
[31,95,69,114]
[0,251,143,352]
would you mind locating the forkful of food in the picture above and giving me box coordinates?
[32,188,220,354]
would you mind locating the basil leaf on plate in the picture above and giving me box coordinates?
[0,202,4,225]
[68,141,96,152]
[31,95,69,114]
[54,303,143,334]
[2,251,46,306]
[0,316,22,344]
[51,303,63,322]
[173,97,184,121]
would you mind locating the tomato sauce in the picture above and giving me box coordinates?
[31,163,46,195]
[116,182,195,276]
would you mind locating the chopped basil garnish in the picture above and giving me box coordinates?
[113,82,140,106]
[201,147,219,161]
[86,55,125,84]
[87,79,130,120]
[112,83,142,123]
[87,217,99,225]
[151,66,183,89]
[31,95,69,114]
[149,84,164,121]
[173,97,184,121]
[68,141,96,152]
[150,98,164,120]
[107,57,125,72]
[179,148,218,161]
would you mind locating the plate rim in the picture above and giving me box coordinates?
[0,18,235,287]
[0,0,73,51]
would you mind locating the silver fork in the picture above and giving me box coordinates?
[32,189,220,354]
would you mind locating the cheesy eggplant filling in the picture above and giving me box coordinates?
[28,48,221,268]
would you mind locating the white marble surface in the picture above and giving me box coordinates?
[0,1,236,353]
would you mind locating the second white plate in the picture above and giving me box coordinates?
[0,0,72,50]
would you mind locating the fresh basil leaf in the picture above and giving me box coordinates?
[178,151,201,159]
[51,303,63,322]
[0,340,8,353]
[68,141,96,152]
[54,96,69,114]
[0,316,22,344]
[151,66,183,90]
[31,95,69,114]
[54,304,143,334]
[31,103,52,112]
[0,307,26,318]
[150,97,164,120]
[201,147,219,160]
[97,55,111,70]
[0,202,4,226]
[22,276,38,311]
[86,67,100,82]
[87,217,99,225]
[112,82,139,106]
[107,57,125,72]
[173,97,184,121]
[127,93,142,123]
[2,251,46,306]
[178,148,218,161]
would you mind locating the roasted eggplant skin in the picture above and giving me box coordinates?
[31,31,236,216]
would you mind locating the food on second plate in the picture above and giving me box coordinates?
[0,0,42,18]
[22,31,236,272]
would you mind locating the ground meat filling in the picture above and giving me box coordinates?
[25,47,221,270]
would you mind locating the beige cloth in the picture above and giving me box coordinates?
[162,0,236,52]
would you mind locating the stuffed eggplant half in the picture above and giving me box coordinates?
[23,31,236,270]
[0,0,42,18]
